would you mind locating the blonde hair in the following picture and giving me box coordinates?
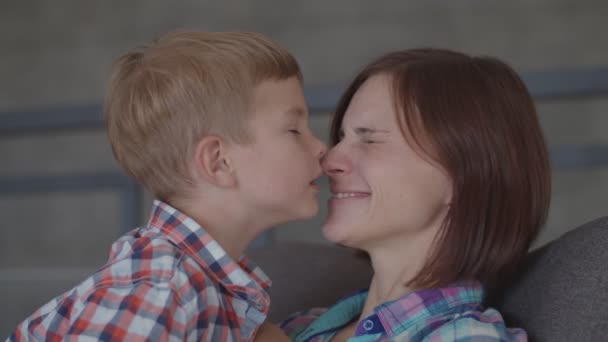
[104,31,302,200]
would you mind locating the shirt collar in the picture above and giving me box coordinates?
[375,281,483,337]
[298,282,483,340]
[146,200,272,293]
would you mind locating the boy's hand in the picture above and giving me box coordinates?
[254,321,290,341]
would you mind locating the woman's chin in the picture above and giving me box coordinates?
[321,222,343,244]
[322,221,358,248]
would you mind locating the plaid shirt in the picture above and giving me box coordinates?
[281,282,526,342]
[9,200,271,342]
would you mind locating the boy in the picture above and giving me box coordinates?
[10,31,326,341]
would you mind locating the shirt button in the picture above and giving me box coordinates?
[363,319,374,331]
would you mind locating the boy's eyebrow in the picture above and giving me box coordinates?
[285,107,306,118]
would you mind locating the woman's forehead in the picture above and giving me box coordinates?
[342,75,397,127]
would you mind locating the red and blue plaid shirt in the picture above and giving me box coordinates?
[9,200,271,341]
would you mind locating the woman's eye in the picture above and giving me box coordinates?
[289,129,301,135]
[363,139,376,144]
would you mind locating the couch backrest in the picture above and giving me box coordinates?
[492,216,608,341]
[248,242,372,321]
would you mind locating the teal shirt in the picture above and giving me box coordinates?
[281,282,526,341]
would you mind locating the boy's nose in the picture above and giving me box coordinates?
[313,136,328,159]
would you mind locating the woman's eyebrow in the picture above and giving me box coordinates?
[354,127,391,136]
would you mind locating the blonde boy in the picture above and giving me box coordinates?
[10,31,326,341]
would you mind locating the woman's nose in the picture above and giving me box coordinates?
[321,145,348,176]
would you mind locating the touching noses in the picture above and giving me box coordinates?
[311,135,327,159]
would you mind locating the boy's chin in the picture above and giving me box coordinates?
[288,202,320,221]
[264,200,320,227]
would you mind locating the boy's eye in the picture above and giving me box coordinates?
[289,129,301,135]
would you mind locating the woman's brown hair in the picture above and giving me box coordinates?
[331,49,551,291]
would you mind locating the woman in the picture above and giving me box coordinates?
[280,49,550,341]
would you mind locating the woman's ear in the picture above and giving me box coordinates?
[192,136,237,188]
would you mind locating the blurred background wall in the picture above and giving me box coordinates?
[2,0,608,336]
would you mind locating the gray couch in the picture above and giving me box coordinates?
[249,217,608,341]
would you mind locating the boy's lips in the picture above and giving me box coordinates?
[309,176,323,191]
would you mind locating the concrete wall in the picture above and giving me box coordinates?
[2,0,608,336]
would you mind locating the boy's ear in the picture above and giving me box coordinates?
[192,136,236,188]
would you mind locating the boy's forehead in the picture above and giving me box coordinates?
[252,77,305,104]
[249,77,309,124]
[252,105,308,125]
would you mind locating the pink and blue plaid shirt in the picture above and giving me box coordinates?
[9,200,271,341]
[281,282,526,341]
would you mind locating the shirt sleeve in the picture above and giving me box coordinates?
[13,282,192,341]
[422,314,528,342]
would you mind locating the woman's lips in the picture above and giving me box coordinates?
[330,192,370,199]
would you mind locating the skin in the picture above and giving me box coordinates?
[255,74,452,342]
[173,76,327,260]
[322,74,452,339]
[254,322,290,341]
